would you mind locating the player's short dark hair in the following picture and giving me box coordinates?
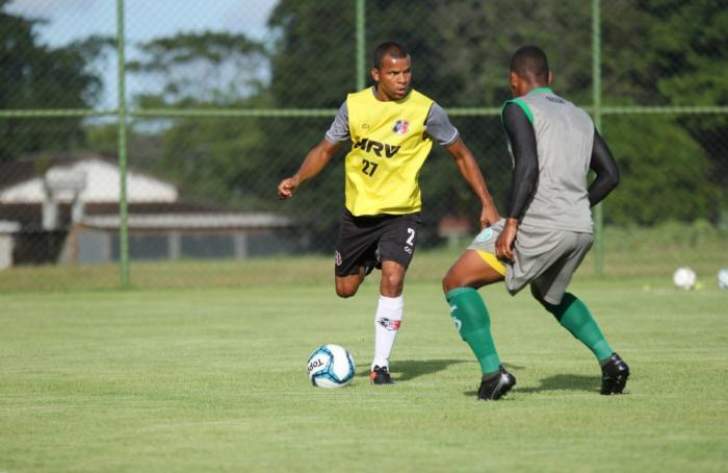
[373,41,409,68]
[510,46,550,82]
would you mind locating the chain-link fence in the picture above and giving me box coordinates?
[0,0,726,289]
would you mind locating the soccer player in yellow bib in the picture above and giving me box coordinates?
[278,42,501,384]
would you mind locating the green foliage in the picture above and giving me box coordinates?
[267,1,356,108]
[602,1,728,223]
[128,31,267,106]
[262,2,359,246]
[124,31,272,209]
[604,115,717,225]
[262,0,726,235]
[427,0,594,105]
[0,3,111,158]
[639,0,728,107]
[60,0,727,234]
[85,122,118,155]
[156,112,269,208]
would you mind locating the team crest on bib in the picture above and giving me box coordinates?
[392,119,409,135]
[474,228,494,243]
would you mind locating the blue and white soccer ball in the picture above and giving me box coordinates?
[307,344,356,388]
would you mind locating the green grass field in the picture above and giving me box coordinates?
[1,249,727,472]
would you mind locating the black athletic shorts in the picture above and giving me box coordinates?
[334,209,421,277]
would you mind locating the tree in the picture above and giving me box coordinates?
[0,0,111,159]
[604,115,714,225]
[126,31,273,209]
[426,1,723,226]
[263,1,357,248]
[109,0,726,248]
[127,31,268,106]
[638,0,728,222]
[596,0,726,224]
[262,0,726,239]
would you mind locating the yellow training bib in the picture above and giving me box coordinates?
[344,88,434,216]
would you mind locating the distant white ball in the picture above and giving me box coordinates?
[673,267,697,290]
[718,268,728,289]
[306,344,355,388]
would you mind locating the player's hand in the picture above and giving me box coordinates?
[480,205,501,229]
[495,218,518,262]
[277,176,300,200]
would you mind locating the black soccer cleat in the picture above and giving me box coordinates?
[369,365,394,385]
[600,352,630,395]
[477,366,516,400]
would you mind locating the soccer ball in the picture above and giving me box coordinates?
[718,268,728,289]
[672,267,697,290]
[306,344,356,388]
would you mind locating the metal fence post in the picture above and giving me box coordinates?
[117,0,130,287]
[592,0,604,275]
[356,0,366,90]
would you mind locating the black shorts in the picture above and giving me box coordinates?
[334,209,421,277]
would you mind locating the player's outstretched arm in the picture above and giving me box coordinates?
[445,137,501,228]
[588,129,620,207]
[277,139,341,199]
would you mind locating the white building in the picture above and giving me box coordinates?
[0,156,178,205]
[0,153,295,266]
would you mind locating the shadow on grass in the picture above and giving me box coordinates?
[356,358,468,381]
[516,374,599,394]
[462,371,597,398]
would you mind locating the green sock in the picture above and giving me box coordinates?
[446,287,501,375]
[542,293,613,362]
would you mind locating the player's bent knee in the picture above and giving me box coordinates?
[381,273,403,289]
[442,265,467,294]
[335,285,357,298]
[442,271,458,294]
[380,267,405,295]
[335,279,360,298]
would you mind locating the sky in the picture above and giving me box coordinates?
[6,0,279,107]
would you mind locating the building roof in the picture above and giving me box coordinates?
[0,152,177,204]
[0,152,113,190]
[0,152,293,232]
